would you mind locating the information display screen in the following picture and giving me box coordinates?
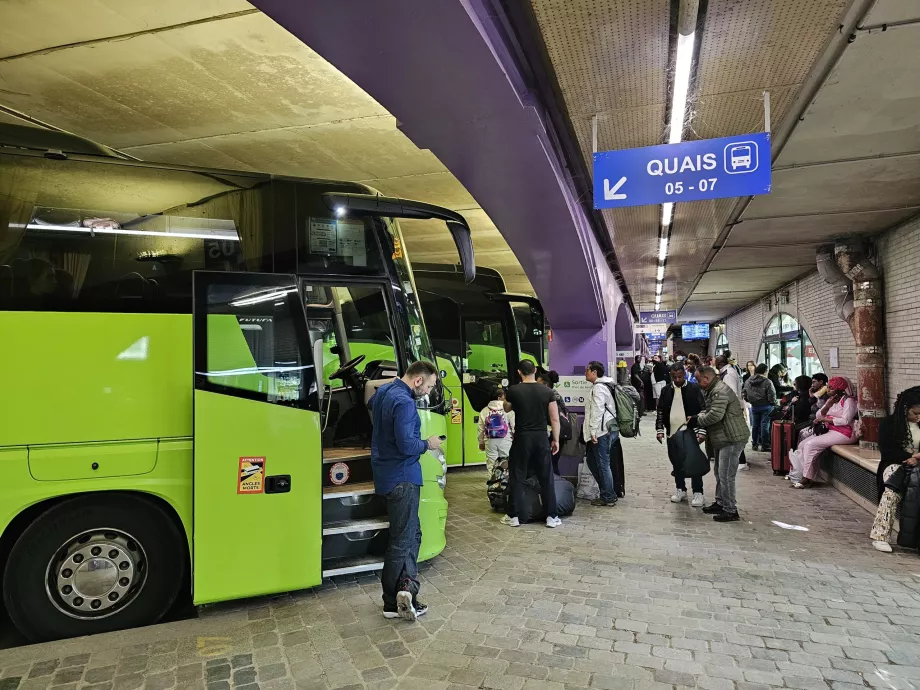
[681,323,710,341]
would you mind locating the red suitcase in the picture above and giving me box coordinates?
[770,421,795,476]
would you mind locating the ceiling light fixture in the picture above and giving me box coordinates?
[668,32,696,145]
[661,202,673,227]
[656,283,663,295]
[26,223,240,242]
[656,14,697,313]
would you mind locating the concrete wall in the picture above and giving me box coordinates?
[719,213,920,412]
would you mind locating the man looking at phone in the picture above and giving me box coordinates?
[369,360,442,621]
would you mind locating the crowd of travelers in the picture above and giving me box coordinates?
[366,353,920,621]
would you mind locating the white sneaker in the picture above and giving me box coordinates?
[545,516,562,528]
[670,489,687,503]
[738,463,750,471]
[691,493,705,507]
[500,515,520,527]
[872,540,893,553]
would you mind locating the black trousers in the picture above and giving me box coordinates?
[381,482,421,608]
[508,431,557,519]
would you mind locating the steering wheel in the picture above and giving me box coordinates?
[328,354,365,381]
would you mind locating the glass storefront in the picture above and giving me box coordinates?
[756,313,823,377]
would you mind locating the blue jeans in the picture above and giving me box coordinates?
[586,431,617,503]
[751,405,774,448]
[381,482,421,608]
[715,441,746,513]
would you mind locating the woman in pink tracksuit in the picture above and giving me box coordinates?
[788,376,858,488]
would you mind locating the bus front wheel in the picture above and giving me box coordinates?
[2,493,186,642]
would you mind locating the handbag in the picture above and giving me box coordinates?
[884,464,908,493]
[668,425,711,478]
[813,421,829,436]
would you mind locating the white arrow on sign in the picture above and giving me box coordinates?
[604,176,628,200]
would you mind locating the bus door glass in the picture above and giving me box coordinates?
[462,316,510,415]
[192,271,321,605]
[511,302,546,367]
[302,282,399,451]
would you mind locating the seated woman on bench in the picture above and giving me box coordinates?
[788,377,857,489]
[870,386,920,553]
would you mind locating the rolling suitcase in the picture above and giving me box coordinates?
[770,421,795,476]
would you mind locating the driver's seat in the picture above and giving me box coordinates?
[364,367,399,420]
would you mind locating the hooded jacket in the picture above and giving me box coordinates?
[743,375,776,407]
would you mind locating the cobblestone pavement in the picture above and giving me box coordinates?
[2,417,919,690]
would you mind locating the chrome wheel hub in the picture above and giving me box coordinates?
[46,530,147,619]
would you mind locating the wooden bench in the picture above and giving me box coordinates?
[819,444,882,517]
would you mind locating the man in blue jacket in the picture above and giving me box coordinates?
[369,360,442,621]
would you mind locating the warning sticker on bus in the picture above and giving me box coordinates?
[238,457,266,494]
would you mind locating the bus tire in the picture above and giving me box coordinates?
[2,493,186,642]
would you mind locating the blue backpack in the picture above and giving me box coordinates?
[485,410,509,439]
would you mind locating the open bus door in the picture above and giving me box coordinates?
[486,293,547,368]
[192,272,322,604]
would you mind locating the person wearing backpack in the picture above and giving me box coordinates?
[583,361,619,507]
[538,368,572,475]
[478,388,514,475]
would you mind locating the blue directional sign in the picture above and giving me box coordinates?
[593,132,771,210]
[640,310,676,325]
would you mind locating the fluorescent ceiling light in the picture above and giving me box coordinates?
[661,202,673,227]
[657,265,665,281]
[27,223,239,242]
[231,287,297,307]
[656,283,663,295]
[668,32,696,145]
[658,237,669,261]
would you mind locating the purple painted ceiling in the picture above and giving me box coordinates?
[250,0,618,329]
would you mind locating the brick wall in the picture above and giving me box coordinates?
[877,214,920,408]
[719,213,920,413]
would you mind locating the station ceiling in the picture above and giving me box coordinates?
[0,0,534,295]
[531,0,920,322]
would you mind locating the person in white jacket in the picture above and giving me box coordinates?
[716,353,748,470]
[478,390,514,475]
[583,361,619,507]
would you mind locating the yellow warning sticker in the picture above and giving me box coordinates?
[450,408,462,425]
[238,456,265,494]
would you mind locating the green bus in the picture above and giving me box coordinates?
[0,127,474,641]
[414,264,546,467]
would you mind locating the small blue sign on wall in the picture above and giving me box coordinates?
[593,132,771,210]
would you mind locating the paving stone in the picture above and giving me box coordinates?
[5,426,920,690]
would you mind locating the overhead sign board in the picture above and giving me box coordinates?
[636,323,668,335]
[640,310,676,325]
[593,132,771,210]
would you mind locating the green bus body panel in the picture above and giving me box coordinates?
[436,357,486,468]
[193,390,323,605]
[29,440,158,481]
[417,410,448,561]
[437,356,465,467]
[0,440,194,557]
[0,312,192,446]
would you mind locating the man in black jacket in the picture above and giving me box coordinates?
[656,362,708,507]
